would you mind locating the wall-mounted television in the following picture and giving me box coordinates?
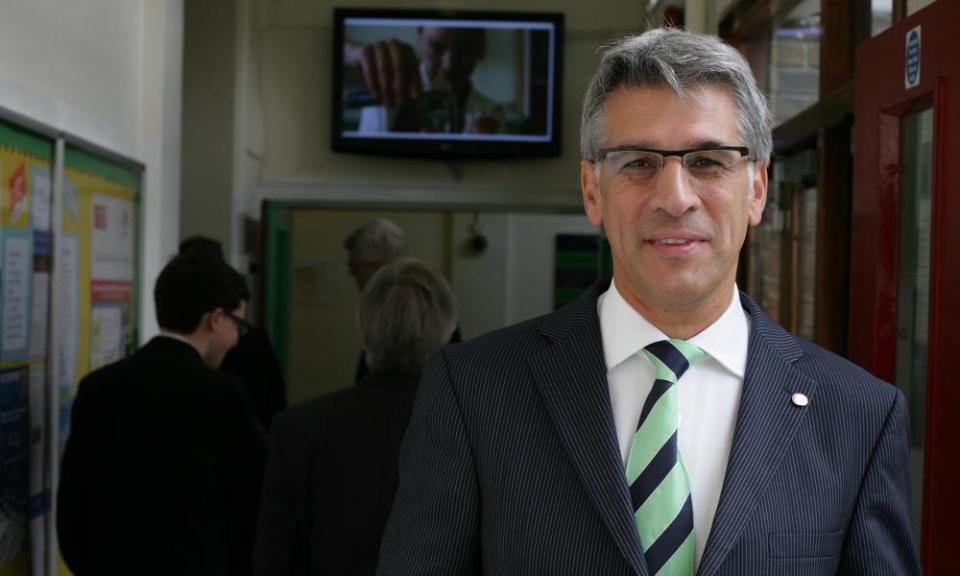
[332,8,563,160]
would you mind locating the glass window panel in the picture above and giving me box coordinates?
[795,177,818,340]
[770,0,821,127]
[748,168,785,323]
[872,0,894,36]
[895,107,933,546]
[749,148,818,334]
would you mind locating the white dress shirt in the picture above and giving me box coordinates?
[598,281,749,568]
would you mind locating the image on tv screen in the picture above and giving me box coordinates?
[338,14,559,144]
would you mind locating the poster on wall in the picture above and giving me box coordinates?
[89,194,134,371]
[57,147,140,454]
[0,120,54,574]
[1,232,33,364]
[54,234,78,445]
[0,367,29,565]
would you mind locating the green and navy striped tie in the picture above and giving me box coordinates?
[626,339,704,576]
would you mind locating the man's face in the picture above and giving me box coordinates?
[580,84,767,322]
[418,27,483,96]
[348,253,381,291]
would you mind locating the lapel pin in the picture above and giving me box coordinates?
[791,393,809,407]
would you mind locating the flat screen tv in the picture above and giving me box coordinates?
[332,8,563,159]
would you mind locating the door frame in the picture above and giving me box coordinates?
[850,1,959,573]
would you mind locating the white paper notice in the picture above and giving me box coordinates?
[89,307,123,371]
[64,178,78,222]
[57,236,78,390]
[91,194,134,282]
[2,237,31,352]
[31,167,52,232]
[29,273,49,359]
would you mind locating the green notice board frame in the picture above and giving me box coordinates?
[263,201,291,380]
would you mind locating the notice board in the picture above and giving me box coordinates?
[0,119,141,576]
[0,119,54,575]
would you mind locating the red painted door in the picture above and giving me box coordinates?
[850,1,959,573]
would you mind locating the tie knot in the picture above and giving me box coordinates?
[643,339,704,382]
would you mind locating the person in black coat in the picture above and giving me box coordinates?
[179,235,287,429]
[253,258,457,576]
[57,253,267,576]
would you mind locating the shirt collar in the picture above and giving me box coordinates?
[598,281,749,378]
[157,331,202,354]
[598,280,668,370]
[688,287,750,378]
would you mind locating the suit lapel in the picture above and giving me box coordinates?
[697,294,819,576]
[528,282,648,576]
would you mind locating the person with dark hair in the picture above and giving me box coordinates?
[178,235,287,429]
[377,27,919,576]
[57,252,267,576]
[178,235,225,261]
[253,258,457,576]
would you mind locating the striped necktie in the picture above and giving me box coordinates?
[626,339,704,576]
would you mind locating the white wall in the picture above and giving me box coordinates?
[246,2,605,201]
[180,0,236,258]
[0,0,184,342]
[504,213,599,325]
[450,211,599,337]
[908,0,937,15]
[200,0,653,219]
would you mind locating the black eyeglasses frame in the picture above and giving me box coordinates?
[593,145,751,162]
[224,311,251,337]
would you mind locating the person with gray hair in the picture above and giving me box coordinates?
[344,218,409,290]
[378,27,918,576]
[345,218,411,381]
[346,220,462,382]
[253,259,456,576]
[359,258,457,375]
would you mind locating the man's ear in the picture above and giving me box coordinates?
[748,162,769,226]
[581,159,604,226]
[204,308,224,333]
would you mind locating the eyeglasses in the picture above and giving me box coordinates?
[224,311,251,337]
[595,145,751,184]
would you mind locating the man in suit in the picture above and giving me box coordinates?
[377,28,919,575]
[253,258,457,576]
[57,253,267,576]
[345,219,462,382]
[179,235,287,429]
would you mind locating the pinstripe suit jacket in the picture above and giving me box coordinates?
[377,280,920,575]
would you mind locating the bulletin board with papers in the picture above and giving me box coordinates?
[0,118,55,575]
[0,118,142,576]
[56,145,141,427]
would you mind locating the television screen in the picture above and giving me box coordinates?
[332,9,563,159]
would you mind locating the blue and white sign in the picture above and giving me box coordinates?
[905,26,921,90]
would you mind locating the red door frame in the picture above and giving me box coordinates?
[850,1,959,573]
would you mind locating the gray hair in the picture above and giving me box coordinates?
[344,218,408,265]
[359,258,457,375]
[580,27,772,163]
